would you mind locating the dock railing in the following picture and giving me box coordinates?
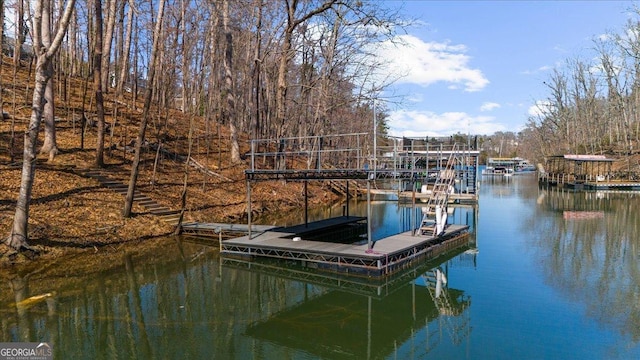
[246,134,479,184]
[248,133,372,174]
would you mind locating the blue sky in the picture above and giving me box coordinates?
[379,0,636,137]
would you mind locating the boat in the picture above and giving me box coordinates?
[515,159,536,173]
[482,157,535,175]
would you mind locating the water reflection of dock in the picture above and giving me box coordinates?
[245,284,470,359]
[237,246,473,359]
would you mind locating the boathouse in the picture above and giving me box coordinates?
[539,154,640,189]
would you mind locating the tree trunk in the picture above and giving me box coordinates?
[0,0,4,117]
[69,12,78,75]
[123,0,166,218]
[14,0,24,66]
[40,0,58,162]
[94,0,106,167]
[5,0,77,250]
[5,69,46,250]
[117,0,134,95]
[222,0,241,163]
[101,0,117,91]
[251,0,263,140]
[174,115,195,235]
[180,0,187,113]
[114,0,125,92]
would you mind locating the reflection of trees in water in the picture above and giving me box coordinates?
[531,189,640,342]
[0,239,327,358]
[0,236,475,358]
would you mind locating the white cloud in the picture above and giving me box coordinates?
[522,64,553,75]
[480,102,500,112]
[387,109,506,137]
[377,34,489,92]
[528,100,552,117]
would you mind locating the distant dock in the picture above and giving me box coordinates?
[540,154,640,190]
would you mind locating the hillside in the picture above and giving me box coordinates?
[0,58,332,267]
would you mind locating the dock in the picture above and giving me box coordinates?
[192,133,475,278]
[221,240,475,299]
[540,154,640,189]
[580,181,640,190]
[221,218,469,278]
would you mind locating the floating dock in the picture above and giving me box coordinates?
[220,217,469,278]
[580,181,640,190]
[206,134,474,278]
[222,239,475,298]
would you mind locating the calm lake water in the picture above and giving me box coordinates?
[1,174,639,359]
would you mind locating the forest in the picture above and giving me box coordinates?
[517,9,640,164]
[0,0,406,257]
[2,0,640,261]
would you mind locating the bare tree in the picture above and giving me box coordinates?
[14,0,25,66]
[222,0,241,163]
[275,1,336,140]
[0,0,4,118]
[116,0,134,95]
[94,0,106,167]
[5,0,76,251]
[123,0,166,218]
[101,0,118,91]
[68,11,78,75]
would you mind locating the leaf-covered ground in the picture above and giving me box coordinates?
[0,59,332,271]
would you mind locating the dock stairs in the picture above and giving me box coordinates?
[419,144,457,236]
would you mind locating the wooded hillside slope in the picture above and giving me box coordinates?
[0,57,331,265]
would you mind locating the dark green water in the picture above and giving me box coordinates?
[1,174,639,359]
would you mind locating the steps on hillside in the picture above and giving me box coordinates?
[78,168,181,224]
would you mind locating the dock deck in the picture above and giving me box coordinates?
[583,181,640,190]
[221,218,469,278]
[221,240,474,299]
